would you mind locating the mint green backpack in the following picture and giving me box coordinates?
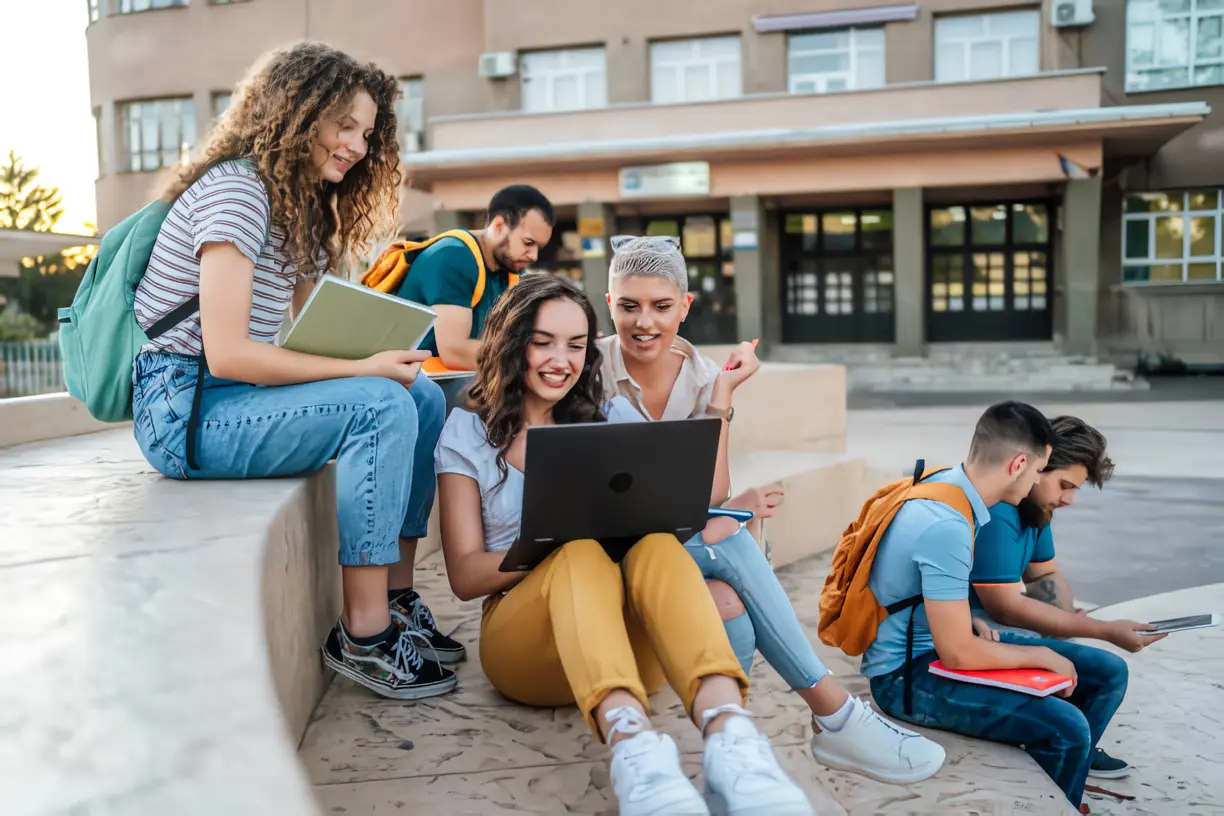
[57,199,199,423]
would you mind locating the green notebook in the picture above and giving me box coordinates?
[281,276,437,360]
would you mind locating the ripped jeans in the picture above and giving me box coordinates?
[683,527,831,690]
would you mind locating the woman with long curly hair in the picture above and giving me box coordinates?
[435,274,812,816]
[130,42,456,701]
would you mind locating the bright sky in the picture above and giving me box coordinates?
[0,0,96,234]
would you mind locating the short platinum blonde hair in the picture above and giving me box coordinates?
[608,234,688,291]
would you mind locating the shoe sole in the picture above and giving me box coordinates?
[810,744,945,785]
[321,649,458,700]
[707,791,812,816]
[1088,768,1130,780]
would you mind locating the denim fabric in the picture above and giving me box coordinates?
[869,633,1128,807]
[132,351,445,567]
[683,527,831,690]
[722,612,757,676]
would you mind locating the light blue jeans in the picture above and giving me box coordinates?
[132,351,445,567]
[683,528,831,690]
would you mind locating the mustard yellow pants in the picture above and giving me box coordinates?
[480,534,749,735]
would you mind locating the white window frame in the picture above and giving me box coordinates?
[1126,0,1224,92]
[788,26,885,94]
[88,0,102,22]
[117,0,187,12]
[934,10,1040,83]
[520,47,607,113]
[120,97,196,172]
[1122,189,1224,284]
[395,78,425,156]
[650,36,742,104]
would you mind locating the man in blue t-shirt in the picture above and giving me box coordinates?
[860,402,1134,810]
[971,415,1166,782]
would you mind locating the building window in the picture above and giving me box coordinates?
[934,10,1040,82]
[788,27,885,93]
[651,36,742,104]
[88,0,102,22]
[521,48,607,113]
[395,78,424,156]
[212,92,233,120]
[94,108,104,177]
[1126,0,1224,92]
[121,97,195,172]
[1123,190,1223,283]
[117,0,187,12]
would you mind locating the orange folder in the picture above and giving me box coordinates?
[928,661,1073,697]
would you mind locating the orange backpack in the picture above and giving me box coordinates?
[817,460,975,656]
[360,229,520,375]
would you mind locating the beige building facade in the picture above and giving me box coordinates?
[88,0,1224,365]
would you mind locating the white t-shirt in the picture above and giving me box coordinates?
[434,397,643,553]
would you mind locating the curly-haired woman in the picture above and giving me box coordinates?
[435,273,812,816]
[131,42,457,701]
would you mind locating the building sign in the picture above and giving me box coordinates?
[618,162,710,200]
[578,217,606,237]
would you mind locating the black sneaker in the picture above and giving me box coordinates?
[322,622,457,700]
[390,589,467,664]
[1088,747,1130,779]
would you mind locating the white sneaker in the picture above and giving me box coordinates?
[702,706,812,816]
[809,697,945,785]
[608,710,708,815]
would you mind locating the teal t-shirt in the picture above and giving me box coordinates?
[968,502,1056,610]
[395,234,510,356]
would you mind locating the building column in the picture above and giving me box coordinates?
[577,200,616,335]
[730,195,769,349]
[892,187,925,357]
[1061,177,1102,356]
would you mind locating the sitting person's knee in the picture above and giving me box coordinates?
[706,579,747,621]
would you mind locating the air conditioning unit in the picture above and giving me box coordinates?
[478,51,517,79]
[1051,0,1094,28]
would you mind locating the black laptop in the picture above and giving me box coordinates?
[498,417,721,572]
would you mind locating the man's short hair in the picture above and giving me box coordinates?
[487,184,555,229]
[967,401,1058,466]
[1046,415,1114,488]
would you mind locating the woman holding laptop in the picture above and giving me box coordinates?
[435,274,812,816]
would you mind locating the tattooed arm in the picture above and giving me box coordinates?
[1022,559,1077,613]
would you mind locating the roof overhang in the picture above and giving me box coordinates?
[403,102,1210,182]
[0,230,98,276]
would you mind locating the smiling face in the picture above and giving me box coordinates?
[523,296,591,407]
[311,90,377,183]
[607,273,692,364]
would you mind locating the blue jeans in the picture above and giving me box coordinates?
[869,633,1128,807]
[132,351,445,567]
[683,528,831,689]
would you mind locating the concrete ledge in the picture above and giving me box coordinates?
[0,392,121,448]
[0,429,327,815]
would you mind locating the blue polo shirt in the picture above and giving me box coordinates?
[969,502,1056,610]
[861,465,991,678]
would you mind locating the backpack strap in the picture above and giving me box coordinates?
[434,229,488,309]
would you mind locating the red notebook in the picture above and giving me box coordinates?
[928,661,1073,697]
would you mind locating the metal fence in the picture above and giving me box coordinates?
[0,339,65,398]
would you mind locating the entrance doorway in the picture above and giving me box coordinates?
[926,202,1053,342]
[780,209,895,343]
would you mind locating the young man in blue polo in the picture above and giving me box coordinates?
[860,401,1136,810]
[970,415,1166,782]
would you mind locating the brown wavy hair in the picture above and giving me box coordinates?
[164,41,401,276]
[467,274,607,482]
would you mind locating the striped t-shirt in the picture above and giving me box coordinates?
[134,160,327,357]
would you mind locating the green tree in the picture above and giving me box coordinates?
[0,151,94,331]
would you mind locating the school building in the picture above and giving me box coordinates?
[87,0,1224,367]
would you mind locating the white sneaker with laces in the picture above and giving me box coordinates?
[606,707,709,815]
[809,697,945,784]
[701,705,812,816]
